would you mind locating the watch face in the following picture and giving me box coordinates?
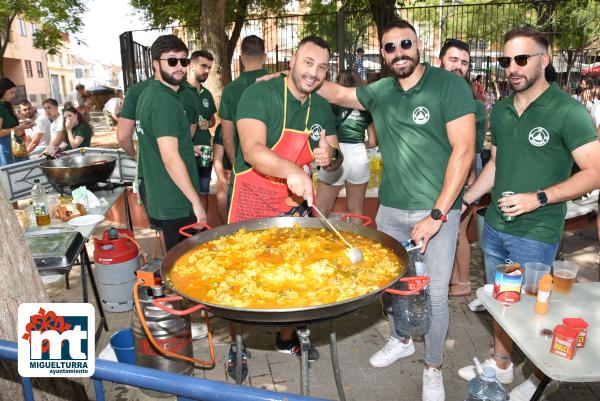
[431,209,442,220]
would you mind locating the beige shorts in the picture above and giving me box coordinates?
[318,142,370,186]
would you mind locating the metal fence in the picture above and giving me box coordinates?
[120,1,600,92]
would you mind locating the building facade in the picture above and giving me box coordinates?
[2,17,51,107]
[46,33,76,106]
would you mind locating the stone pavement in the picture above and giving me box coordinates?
[44,221,600,401]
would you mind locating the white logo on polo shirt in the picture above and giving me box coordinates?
[528,127,549,147]
[202,98,209,108]
[412,106,430,125]
[309,124,323,141]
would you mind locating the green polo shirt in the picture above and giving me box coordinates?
[0,102,18,128]
[213,124,232,170]
[135,79,200,220]
[182,82,216,146]
[333,106,372,144]
[121,78,199,125]
[485,82,598,244]
[234,75,337,175]
[65,123,92,150]
[219,69,269,151]
[475,100,487,154]
[356,63,476,210]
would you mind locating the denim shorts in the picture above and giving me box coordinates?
[482,221,559,284]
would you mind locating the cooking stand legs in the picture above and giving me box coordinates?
[235,331,244,385]
[80,245,109,342]
[329,322,346,401]
[297,327,311,395]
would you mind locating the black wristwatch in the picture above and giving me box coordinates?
[430,209,448,222]
[536,190,548,207]
[331,148,339,161]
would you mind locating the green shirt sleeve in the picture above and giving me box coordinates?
[219,84,237,122]
[356,82,379,111]
[561,102,598,151]
[236,83,269,125]
[441,74,476,123]
[322,101,337,137]
[205,90,217,117]
[120,83,144,120]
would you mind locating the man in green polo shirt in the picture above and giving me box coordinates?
[228,35,342,382]
[184,50,217,211]
[437,38,488,298]
[135,35,206,251]
[317,20,476,401]
[459,27,600,401]
[219,35,268,168]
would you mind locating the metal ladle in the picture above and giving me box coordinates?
[312,204,364,264]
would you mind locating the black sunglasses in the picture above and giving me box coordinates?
[497,53,544,68]
[159,57,190,67]
[383,39,414,54]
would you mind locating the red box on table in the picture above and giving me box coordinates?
[563,318,589,348]
[550,324,578,359]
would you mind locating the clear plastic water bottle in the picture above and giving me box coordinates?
[464,367,508,401]
[391,241,432,337]
[31,179,50,226]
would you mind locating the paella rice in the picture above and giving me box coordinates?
[167,225,403,308]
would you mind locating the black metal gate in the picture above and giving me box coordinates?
[120,1,599,92]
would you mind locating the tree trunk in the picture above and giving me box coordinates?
[199,0,229,109]
[0,187,89,400]
[0,15,17,77]
[228,0,251,75]
[368,0,400,78]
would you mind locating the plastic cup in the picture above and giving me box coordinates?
[523,262,551,296]
[110,328,136,364]
[552,260,579,294]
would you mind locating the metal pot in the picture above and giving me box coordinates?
[160,217,412,325]
[40,155,117,187]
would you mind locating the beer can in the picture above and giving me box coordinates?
[199,145,212,167]
[500,191,515,222]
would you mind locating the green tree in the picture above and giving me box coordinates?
[0,0,85,75]
[129,0,287,104]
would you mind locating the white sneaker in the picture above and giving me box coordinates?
[422,367,445,401]
[458,358,514,384]
[468,298,486,312]
[191,321,208,340]
[509,374,560,401]
[369,337,415,368]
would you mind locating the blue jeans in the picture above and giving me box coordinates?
[482,221,559,284]
[376,205,459,367]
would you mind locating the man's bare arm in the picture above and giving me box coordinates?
[26,132,43,153]
[157,136,206,223]
[117,118,136,157]
[317,81,365,110]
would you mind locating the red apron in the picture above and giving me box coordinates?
[228,78,314,223]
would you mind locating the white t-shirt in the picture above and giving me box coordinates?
[49,114,67,148]
[103,97,123,115]
[24,114,51,150]
[592,101,600,129]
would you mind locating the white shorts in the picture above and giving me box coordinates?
[319,142,370,186]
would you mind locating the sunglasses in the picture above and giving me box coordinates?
[159,57,190,67]
[497,53,544,68]
[383,39,414,54]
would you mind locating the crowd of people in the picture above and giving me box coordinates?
[0,80,100,166]
[112,21,600,401]
[2,18,599,401]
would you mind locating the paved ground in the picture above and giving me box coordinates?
[44,220,600,401]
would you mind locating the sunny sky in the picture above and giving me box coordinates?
[71,0,149,65]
